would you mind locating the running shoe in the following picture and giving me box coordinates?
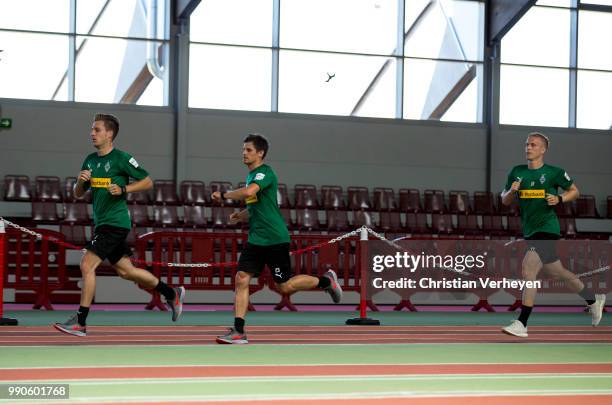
[589,294,606,326]
[501,320,528,338]
[53,314,86,337]
[216,328,248,344]
[323,269,343,304]
[167,286,186,322]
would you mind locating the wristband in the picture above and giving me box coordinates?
[558,194,563,204]
[121,186,127,195]
[221,192,227,200]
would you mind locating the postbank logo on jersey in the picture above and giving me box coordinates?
[90,178,111,188]
[519,189,545,199]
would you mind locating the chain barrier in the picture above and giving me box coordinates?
[1,217,609,280]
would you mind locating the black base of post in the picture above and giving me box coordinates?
[345,317,380,325]
[0,317,18,326]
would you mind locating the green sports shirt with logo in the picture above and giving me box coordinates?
[504,164,573,238]
[245,164,290,246]
[81,148,149,230]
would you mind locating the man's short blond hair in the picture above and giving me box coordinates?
[527,131,549,149]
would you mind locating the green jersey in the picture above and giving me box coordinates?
[505,164,573,238]
[245,164,290,246]
[81,149,149,230]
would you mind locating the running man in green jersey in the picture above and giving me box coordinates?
[500,132,605,338]
[54,114,185,337]
[213,134,342,344]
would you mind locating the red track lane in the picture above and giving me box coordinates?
[38,395,612,405]
[1,325,611,345]
[2,363,612,381]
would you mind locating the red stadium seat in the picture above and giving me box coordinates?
[3,175,32,201]
[481,215,505,236]
[347,186,371,210]
[60,224,88,245]
[183,205,208,229]
[35,176,62,202]
[424,190,445,213]
[473,191,495,215]
[210,206,238,229]
[295,208,320,231]
[32,201,60,223]
[456,214,481,235]
[378,211,403,232]
[295,184,318,208]
[277,183,291,208]
[373,188,398,211]
[498,194,519,216]
[280,207,293,228]
[321,185,345,209]
[153,180,179,205]
[449,191,470,214]
[575,195,599,218]
[152,205,181,228]
[431,213,454,234]
[405,212,429,234]
[126,190,150,205]
[325,210,350,231]
[352,210,373,228]
[128,205,151,226]
[62,202,89,224]
[180,181,207,205]
[399,189,421,213]
[506,215,522,237]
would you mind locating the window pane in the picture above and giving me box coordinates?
[76,36,167,105]
[502,6,570,67]
[577,70,612,129]
[404,59,482,122]
[190,0,272,47]
[405,0,484,62]
[0,31,68,101]
[188,45,271,111]
[77,0,168,39]
[278,50,395,117]
[500,65,569,127]
[578,11,612,70]
[0,0,69,33]
[536,0,573,7]
[280,0,397,54]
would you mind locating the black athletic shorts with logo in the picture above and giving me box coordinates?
[525,232,560,264]
[85,225,133,265]
[238,242,292,284]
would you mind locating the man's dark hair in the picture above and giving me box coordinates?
[243,133,269,158]
[94,113,120,140]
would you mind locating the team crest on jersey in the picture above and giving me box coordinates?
[539,174,546,184]
[564,172,571,181]
[530,181,535,187]
[104,161,111,172]
[129,157,139,168]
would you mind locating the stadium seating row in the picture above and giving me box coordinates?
[3,175,610,218]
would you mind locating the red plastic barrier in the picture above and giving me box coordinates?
[4,228,67,310]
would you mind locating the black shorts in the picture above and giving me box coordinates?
[525,232,560,264]
[85,225,133,265]
[238,242,292,284]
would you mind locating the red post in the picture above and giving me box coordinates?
[346,228,380,325]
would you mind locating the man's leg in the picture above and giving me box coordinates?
[53,250,101,336]
[502,250,542,338]
[216,270,252,344]
[543,260,605,325]
[112,256,185,321]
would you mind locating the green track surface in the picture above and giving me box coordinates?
[2,344,612,368]
[5,309,610,327]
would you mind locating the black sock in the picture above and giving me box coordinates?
[578,287,596,305]
[155,281,175,301]
[77,306,89,326]
[234,317,245,334]
[518,305,533,327]
[317,276,331,289]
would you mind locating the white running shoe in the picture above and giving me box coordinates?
[502,320,528,338]
[589,294,606,326]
